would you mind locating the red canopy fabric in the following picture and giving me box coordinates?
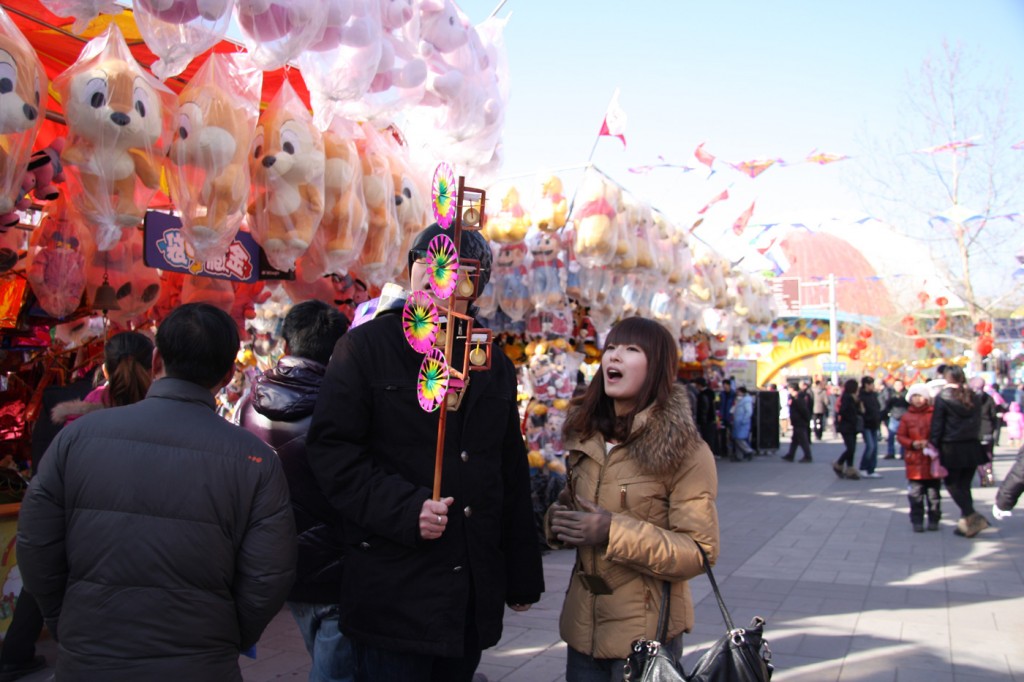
[1,0,311,147]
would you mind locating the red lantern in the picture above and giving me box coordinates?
[935,296,948,307]
[932,310,947,332]
[859,328,873,339]
[914,338,927,349]
[902,315,915,327]
[975,334,994,358]
[907,328,919,336]
[917,291,929,307]
[849,348,861,360]
[975,320,993,335]
[855,338,868,350]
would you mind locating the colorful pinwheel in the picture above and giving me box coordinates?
[402,290,439,354]
[432,162,456,229]
[427,234,459,300]
[417,348,449,412]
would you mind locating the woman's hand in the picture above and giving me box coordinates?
[419,496,454,540]
[549,497,611,547]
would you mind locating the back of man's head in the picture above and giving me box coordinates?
[282,300,349,365]
[157,303,239,389]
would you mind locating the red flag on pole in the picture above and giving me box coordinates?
[598,89,627,148]
[732,201,755,236]
[695,143,715,168]
[696,189,729,215]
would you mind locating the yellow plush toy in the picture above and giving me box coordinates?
[169,78,256,261]
[573,172,619,268]
[482,185,530,244]
[248,81,325,272]
[57,26,174,250]
[320,130,367,274]
[533,175,567,233]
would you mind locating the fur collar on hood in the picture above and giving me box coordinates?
[51,399,106,425]
[568,385,703,477]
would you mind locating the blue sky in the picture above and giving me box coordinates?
[455,0,1024,299]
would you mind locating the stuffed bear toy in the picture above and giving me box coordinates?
[247,82,325,272]
[483,186,530,244]
[355,128,400,286]
[57,27,174,251]
[573,173,620,268]
[534,175,567,233]
[0,139,67,227]
[170,78,256,261]
[0,17,46,225]
[317,130,367,275]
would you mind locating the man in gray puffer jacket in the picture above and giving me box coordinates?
[18,303,296,682]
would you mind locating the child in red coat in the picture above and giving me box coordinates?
[897,384,942,532]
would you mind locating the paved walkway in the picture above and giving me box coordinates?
[17,436,1024,681]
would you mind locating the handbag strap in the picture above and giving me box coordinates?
[694,542,736,632]
[655,581,670,642]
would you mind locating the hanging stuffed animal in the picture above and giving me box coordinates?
[56,25,175,251]
[317,125,367,275]
[534,175,567,233]
[528,229,564,308]
[133,0,234,79]
[494,241,530,322]
[169,53,261,263]
[26,198,90,318]
[0,8,46,227]
[247,79,325,272]
[354,125,400,286]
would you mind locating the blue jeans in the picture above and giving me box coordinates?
[887,417,905,456]
[288,602,355,682]
[859,428,879,473]
[352,640,481,682]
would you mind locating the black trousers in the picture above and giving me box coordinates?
[837,431,857,467]
[907,479,942,524]
[813,413,825,440]
[944,467,977,517]
[0,588,44,664]
[786,425,812,459]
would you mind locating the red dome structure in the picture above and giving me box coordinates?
[778,231,895,318]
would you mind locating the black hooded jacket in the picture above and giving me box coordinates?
[930,385,986,468]
[239,356,344,605]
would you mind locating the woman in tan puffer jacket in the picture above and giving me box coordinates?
[546,317,719,680]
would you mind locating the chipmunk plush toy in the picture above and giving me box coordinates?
[319,129,367,274]
[248,81,325,272]
[56,26,174,251]
[170,64,258,262]
[0,12,46,224]
[355,126,400,285]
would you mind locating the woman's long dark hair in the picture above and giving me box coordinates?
[563,317,677,443]
[104,331,155,407]
[942,366,973,408]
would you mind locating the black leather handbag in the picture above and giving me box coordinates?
[623,545,773,682]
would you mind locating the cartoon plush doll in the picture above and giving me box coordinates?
[56,26,175,251]
[355,126,400,286]
[0,10,46,225]
[248,80,325,272]
[0,139,67,227]
[573,172,620,268]
[494,241,530,322]
[26,198,88,319]
[169,54,260,262]
[482,185,530,244]
[534,175,567,233]
[370,0,426,93]
[319,129,367,275]
[528,230,564,308]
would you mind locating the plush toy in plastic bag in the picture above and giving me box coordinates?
[168,53,261,263]
[26,197,91,318]
[0,8,47,227]
[482,185,530,244]
[573,169,620,269]
[134,0,235,80]
[0,138,67,227]
[354,125,400,287]
[85,227,162,325]
[494,241,530,322]
[235,0,325,70]
[527,228,564,308]
[310,120,368,277]
[300,0,382,123]
[56,25,176,251]
[381,128,428,282]
[39,0,123,34]
[181,273,233,312]
[368,0,425,98]
[247,78,325,272]
[534,175,567,233]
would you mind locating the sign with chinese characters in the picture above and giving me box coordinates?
[770,277,801,316]
[143,212,292,281]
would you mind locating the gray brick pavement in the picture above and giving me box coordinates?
[14,437,1023,681]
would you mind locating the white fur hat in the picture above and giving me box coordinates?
[906,384,931,402]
